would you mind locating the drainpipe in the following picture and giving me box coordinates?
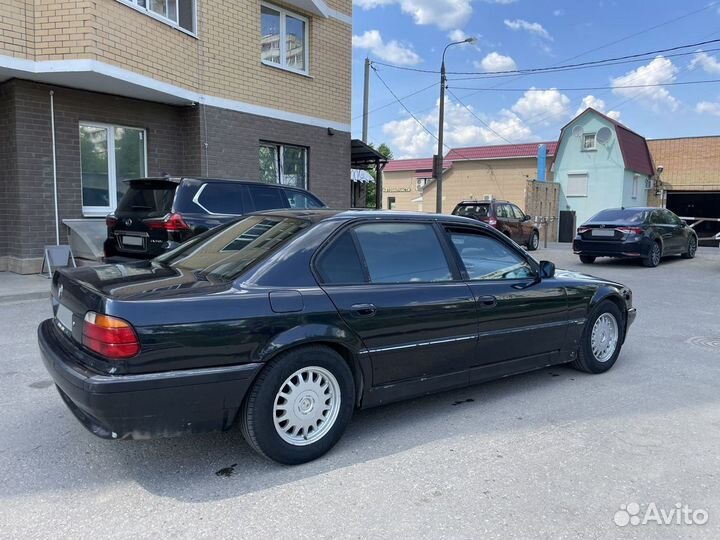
[49,90,60,246]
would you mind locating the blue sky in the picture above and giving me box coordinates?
[350,0,720,158]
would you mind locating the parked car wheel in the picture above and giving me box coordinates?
[642,241,662,267]
[240,345,355,465]
[527,230,540,251]
[570,301,624,374]
[681,235,697,259]
[579,255,596,264]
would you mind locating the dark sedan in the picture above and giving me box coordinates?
[39,210,636,464]
[574,207,698,267]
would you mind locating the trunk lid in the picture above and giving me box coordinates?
[578,222,644,241]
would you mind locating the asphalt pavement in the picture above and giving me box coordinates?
[1,246,719,539]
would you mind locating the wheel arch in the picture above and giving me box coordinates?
[589,287,628,339]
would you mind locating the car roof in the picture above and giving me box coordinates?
[455,200,508,204]
[249,208,495,227]
[125,177,311,192]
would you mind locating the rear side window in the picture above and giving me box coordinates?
[315,230,367,284]
[195,183,246,215]
[454,204,490,218]
[354,223,452,284]
[284,189,324,209]
[116,181,177,217]
[247,185,288,211]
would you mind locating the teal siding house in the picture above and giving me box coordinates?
[554,108,655,226]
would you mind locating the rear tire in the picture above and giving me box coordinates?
[570,300,624,374]
[642,241,661,267]
[681,235,697,259]
[527,230,540,251]
[579,255,596,264]
[240,345,355,465]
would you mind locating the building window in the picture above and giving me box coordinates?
[259,143,308,189]
[566,173,588,197]
[387,197,396,210]
[632,174,640,199]
[119,0,196,33]
[80,123,147,216]
[582,133,597,151]
[261,3,309,74]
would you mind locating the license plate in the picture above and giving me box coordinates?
[56,304,74,332]
[122,235,144,247]
[592,229,615,237]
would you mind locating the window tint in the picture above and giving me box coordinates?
[449,231,534,280]
[284,189,324,209]
[117,181,176,217]
[196,183,245,215]
[354,223,452,283]
[247,185,287,211]
[454,204,490,218]
[316,230,367,284]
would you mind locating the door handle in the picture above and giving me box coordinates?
[350,303,377,317]
[477,295,497,308]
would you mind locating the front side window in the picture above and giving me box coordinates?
[511,205,526,219]
[259,143,308,188]
[261,3,308,74]
[125,0,195,33]
[583,133,597,151]
[354,223,452,284]
[449,231,534,281]
[80,123,147,216]
[284,189,323,209]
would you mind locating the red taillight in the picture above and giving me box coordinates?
[617,227,643,235]
[82,312,140,359]
[106,215,118,228]
[488,218,497,226]
[577,227,590,234]
[144,213,189,232]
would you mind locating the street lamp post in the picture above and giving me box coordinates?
[436,37,477,214]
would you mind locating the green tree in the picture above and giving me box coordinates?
[366,142,394,208]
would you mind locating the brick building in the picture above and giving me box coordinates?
[0,0,352,273]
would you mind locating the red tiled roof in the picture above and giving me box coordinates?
[383,158,452,173]
[558,108,654,176]
[445,142,558,161]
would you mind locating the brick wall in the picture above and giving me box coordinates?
[0,83,17,262]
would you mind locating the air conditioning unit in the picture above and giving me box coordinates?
[483,194,494,201]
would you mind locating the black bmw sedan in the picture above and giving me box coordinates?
[39,210,636,464]
[573,207,698,267]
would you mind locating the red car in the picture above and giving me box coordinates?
[452,200,540,251]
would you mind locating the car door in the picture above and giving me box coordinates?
[315,220,477,390]
[663,210,687,253]
[441,224,568,382]
[511,204,532,244]
[649,210,675,254]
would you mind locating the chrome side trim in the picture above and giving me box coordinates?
[358,334,476,355]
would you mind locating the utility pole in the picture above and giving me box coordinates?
[435,37,477,214]
[362,57,370,143]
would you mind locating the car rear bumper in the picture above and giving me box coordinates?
[38,319,262,440]
[573,238,651,258]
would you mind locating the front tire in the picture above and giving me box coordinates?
[681,235,697,259]
[570,301,624,374]
[579,255,596,264]
[527,230,540,251]
[240,345,355,465]
[642,241,662,267]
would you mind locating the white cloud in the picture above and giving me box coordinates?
[484,0,518,3]
[696,100,720,116]
[504,19,553,40]
[352,30,422,65]
[689,51,720,75]
[511,88,571,124]
[575,95,621,120]
[611,56,679,112]
[553,9,565,16]
[354,0,473,30]
[475,51,517,72]
[447,29,471,43]
[382,98,535,158]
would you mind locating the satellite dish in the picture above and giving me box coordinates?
[597,126,613,145]
[572,125,583,138]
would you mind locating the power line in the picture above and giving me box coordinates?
[371,37,720,76]
[449,78,720,93]
[352,82,437,121]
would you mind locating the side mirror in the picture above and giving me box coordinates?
[539,260,555,279]
[681,219,688,227]
[523,215,532,222]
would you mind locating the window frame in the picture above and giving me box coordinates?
[566,173,589,198]
[582,133,597,152]
[443,224,540,283]
[259,142,309,189]
[632,174,640,199]
[116,0,198,37]
[260,2,310,76]
[80,121,148,217]
[311,220,462,286]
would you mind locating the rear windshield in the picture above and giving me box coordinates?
[117,181,177,217]
[588,209,648,223]
[454,204,491,218]
[154,215,309,280]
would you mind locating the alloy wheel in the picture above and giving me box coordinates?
[591,313,619,362]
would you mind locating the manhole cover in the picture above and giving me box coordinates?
[687,336,720,352]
